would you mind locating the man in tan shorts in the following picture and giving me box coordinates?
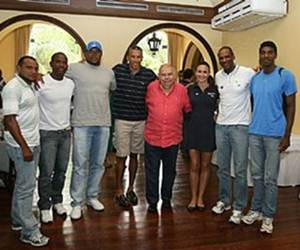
[112,46,156,208]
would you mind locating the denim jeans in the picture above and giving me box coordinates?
[216,124,249,211]
[6,145,41,237]
[144,142,179,206]
[70,126,110,207]
[249,134,281,218]
[38,129,71,210]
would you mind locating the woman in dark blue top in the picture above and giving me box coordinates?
[187,62,219,211]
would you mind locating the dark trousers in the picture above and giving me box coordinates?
[38,129,71,210]
[144,141,179,206]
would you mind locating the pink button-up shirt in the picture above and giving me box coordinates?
[144,80,192,148]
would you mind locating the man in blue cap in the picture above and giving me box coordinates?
[66,40,116,220]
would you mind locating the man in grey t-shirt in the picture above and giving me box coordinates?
[66,41,116,220]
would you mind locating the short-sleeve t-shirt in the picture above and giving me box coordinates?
[249,67,297,137]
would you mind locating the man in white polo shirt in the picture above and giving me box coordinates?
[2,56,49,247]
[37,52,74,223]
[212,47,255,224]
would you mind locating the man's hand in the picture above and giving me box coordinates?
[278,135,290,153]
[33,73,44,90]
[22,145,33,161]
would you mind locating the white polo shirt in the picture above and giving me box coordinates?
[2,74,40,147]
[216,65,255,125]
[38,74,74,131]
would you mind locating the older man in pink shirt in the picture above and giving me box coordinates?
[144,64,192,213]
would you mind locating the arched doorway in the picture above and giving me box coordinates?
[123,23,218,75]
[0,14,85,79]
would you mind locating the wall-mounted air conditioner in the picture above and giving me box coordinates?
[211,0,287,31]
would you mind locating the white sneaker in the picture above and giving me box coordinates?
[260,217,273,234]
[40,210,53,224]
[229,210,242,224]
[70,206,82,220]
[87,199,104,212]
[212,201,231,214]
[53,203,67,216]
[242,210,263,225]
[20,232,49,247]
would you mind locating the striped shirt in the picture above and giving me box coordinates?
[112,64,156,121]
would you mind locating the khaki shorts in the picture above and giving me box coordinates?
[113,119,145,157]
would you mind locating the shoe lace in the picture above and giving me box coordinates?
[248,211,258,218]
[232,211,241,217]
[56,204,63,209]
[264,218,273,225]
[217,201,224,208]
[31,233,43,242]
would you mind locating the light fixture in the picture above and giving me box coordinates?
[147,32,161,55]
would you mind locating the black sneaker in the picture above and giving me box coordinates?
[147,204,157,213]
[20,232,49,247]
[126,191,138,206]
[162,200,172,209]
[115,194,131,208]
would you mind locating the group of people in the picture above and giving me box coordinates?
[0,39,297,247]
[209,42,296,235]
[184,42,296,236]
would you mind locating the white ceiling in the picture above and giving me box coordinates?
[144,0,224,7]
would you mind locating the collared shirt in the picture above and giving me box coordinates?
[215,65,255,125]
[2,74,40,147]
[250,66,297,137]
[188,83,219,123]
[112,64,156,121]
[144,80,192,148]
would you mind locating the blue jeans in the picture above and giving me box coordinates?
[216,124,249,211]
[70,126,110,207]
[144,142,179,206]
[38,129,71,210]
[6,145,41,237]
[249,134,281,218]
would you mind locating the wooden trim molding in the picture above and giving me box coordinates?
[0,0,217,24]
[123,23,218,75]
[0,14,86,51]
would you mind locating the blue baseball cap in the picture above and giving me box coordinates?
[86,41,103,51]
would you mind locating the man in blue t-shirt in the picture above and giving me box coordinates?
[242,41,297,234]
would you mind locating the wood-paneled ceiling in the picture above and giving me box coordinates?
[0,0,229,24]
[144,0,224,7]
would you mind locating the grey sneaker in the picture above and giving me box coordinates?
[212,201,231,214]
[229,210,243,224]
[20,232,49,247]
[242,210,263,225]
[260,217,273,234]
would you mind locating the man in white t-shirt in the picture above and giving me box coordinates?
[37,52,74,224]
[211,47,255,224]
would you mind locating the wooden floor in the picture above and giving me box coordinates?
[0,153,300,250]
